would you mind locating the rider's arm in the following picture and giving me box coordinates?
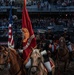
[41,50,47,55]
[41,49,51,56]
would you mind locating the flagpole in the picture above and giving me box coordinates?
[24,0,26,6]
[9,0,12,24]
[8,0,14,48]
[10,0,12,5]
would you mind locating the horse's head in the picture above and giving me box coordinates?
[59,37,66,49]
[0,46,10,71]
[30,48,43,75]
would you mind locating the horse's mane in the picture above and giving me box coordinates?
[32,49,40,54]
[9,48,23,66]
[9,48,18,55]
[0,45,5,51]
[32,49,41,57]
[31,48,44,63]
[0,46,23,65]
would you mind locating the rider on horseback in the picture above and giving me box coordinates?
[40,27,55,75]
[25,43,52,75]
[25,49,52,75]
[45,27,58,54]
[25,27,53,75]
[41,40,53,75]
[62,28,73,60]
[45,27,54,53]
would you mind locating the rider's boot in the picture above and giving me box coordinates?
[48,71,52,75]
[69,52,73,61]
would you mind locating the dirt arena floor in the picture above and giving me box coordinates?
[55,61,74,75]
[0,69,10,75]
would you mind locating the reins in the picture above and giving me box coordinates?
[9,65,23,75]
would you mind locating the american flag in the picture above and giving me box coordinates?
[8,5,14,48]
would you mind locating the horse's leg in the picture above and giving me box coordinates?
[43,70,48,75]
[22,65,26,75]
[64,61,67,72]
[55,53,58,68]
[52,67,55,75]
[51,60,55,75]
[56,59,61,75]
[56,61,62,75]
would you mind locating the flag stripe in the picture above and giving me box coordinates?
[8,5,14,48]
[23,34,35,50]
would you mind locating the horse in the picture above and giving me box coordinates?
[56,37,70,72]
[28,48,55,75]
[0,46,26,75]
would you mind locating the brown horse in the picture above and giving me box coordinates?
[57,37,69,71]
[28,48,55,75]
[0,46,26,75]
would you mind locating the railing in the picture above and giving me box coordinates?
[12,5,74,12]
[1,5,74,12]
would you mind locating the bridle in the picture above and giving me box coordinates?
[29,66,40,75]
[9,64,23,75]
[59,38,66,48]
[28,54,41,75]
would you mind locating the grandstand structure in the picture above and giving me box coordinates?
[0,0,74,16]
[0,0,74,46]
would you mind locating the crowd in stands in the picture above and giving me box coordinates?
[56,0,74,6]
[0,0,22,7]
[0,0,74,7]
[0,0,74,12]
[0,16,74,37]
[31,17,74,29]
[0,18,8,29]
[0,16,74,47]
[0,17,21,37]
